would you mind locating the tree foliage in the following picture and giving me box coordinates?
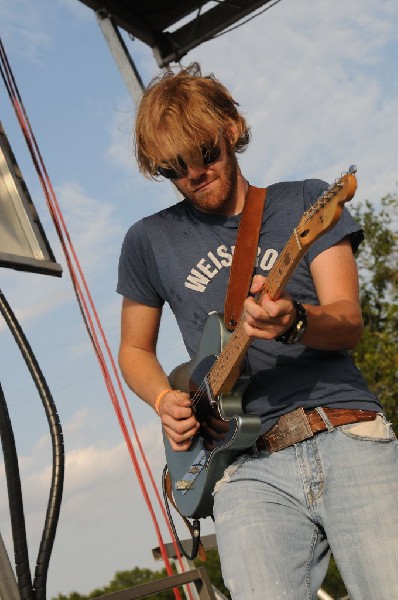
[322,192,398,598]
[52,566,176,600]
[194,548,230,597]
[350,193,398,430]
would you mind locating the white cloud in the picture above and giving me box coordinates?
[56,182,124,272]
[189,0,398,203]
[57,0,93,22]
[107,103,136,173]
[0,273,71,333]
[0,0,50,62]
[0,181,125,336]
[0,408,170,593]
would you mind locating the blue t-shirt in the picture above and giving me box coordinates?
[117,179,381,433]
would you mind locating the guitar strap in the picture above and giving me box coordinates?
[224,185,267,330]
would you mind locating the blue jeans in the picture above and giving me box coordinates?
[213,414,398,599]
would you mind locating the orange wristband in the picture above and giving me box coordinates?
[155,389,172,415]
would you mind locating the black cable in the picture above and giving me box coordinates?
[0,288,65,600]
[162,466,201,561]
[0,381,35,600]
[213,0,284,39]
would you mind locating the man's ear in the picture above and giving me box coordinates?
[225,122,239,146]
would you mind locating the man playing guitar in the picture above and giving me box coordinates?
[117,62,398,599]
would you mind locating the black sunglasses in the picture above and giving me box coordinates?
[156,143,221,180]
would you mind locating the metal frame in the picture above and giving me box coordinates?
[0,533,19,600]
[91,566,216,600]
[0,121,62,277]
[96,10,144,105]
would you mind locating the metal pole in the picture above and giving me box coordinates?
[95,9,145,108]
[94,11,184,202]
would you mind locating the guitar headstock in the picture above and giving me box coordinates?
[296,166,357,249]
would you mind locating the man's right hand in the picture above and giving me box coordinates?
[158,390,200,451]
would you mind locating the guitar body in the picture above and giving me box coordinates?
[165,312,261,519]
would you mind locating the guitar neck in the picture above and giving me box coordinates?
[208,229,305,397]
[261,230,308,300]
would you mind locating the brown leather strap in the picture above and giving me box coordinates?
[257,407,378,453]
[306,407,377,433]
[224,185,267,330]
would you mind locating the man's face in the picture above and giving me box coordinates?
[168,137,240,216]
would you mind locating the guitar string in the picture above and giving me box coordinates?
[189,322,246,409]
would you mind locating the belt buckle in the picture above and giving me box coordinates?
[267,407,314,452]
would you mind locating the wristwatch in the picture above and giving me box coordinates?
[276,300,308,345]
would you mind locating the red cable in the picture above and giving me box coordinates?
[0,37,197,600]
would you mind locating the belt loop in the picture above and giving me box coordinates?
[315,407,335,431]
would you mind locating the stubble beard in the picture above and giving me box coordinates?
[182,144,239,215]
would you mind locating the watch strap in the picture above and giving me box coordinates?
[276,300,307,344]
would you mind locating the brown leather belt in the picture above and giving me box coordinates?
[256,407,378,453]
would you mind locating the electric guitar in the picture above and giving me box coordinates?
[164,167,358,519]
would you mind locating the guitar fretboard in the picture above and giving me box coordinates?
[208,228,306,397]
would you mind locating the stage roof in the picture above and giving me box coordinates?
[77,1,275,67]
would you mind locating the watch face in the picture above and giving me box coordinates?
[291,320,307,343]
[276,301,307,344]
[288,302,307,343]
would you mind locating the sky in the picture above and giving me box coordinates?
[0,0,397,597]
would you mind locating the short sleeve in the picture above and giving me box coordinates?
[116,220,166,308]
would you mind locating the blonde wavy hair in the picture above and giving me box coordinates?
[134,62,251,178]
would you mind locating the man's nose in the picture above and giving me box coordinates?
[185,163,207,179]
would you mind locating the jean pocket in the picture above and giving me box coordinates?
[340,413,396,442]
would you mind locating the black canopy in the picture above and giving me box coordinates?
[77,1,274,66]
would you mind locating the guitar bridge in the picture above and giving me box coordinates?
[175,449,207,494]
[176,480,194,491]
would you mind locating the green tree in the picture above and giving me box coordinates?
[322,556,349,598]
[91,566,174,598]
[52,566,176,600]
[194,548,230,598]
[322,192,398,598]
[351,193,398,430]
